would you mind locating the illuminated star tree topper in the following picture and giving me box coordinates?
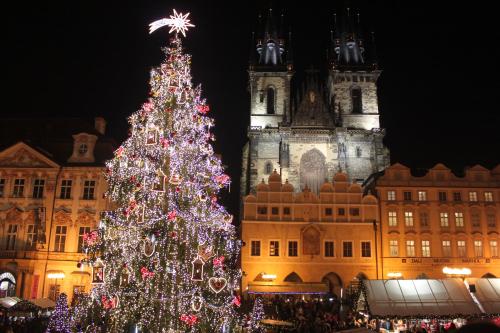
[149,9,195,37]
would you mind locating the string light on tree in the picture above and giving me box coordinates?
[74,8,241,332]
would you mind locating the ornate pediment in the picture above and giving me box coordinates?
[54,210,73,225]
[0,143,59,168]
[78,211,96,226]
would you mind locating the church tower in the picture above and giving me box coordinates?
[241,9,294,198]
[241,8,389,198]
[248,9,293,128]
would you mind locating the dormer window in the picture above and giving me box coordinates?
[78,144,88,156]
[68,133,98,163]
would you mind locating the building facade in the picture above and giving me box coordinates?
[240,9,390,198]
[0,117,115,303]
[241,170,380,297]
[370,163,500,279]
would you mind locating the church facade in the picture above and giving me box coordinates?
[240,9,390,198]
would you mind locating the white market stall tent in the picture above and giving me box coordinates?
[362,279,481,318]
[468,278,500,314]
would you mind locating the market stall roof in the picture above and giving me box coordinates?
[0,297,21,309]
[31,298,56,309]
[248,282,329,295]
[9,299,40,312]
[363,279,481,318]
[470,278,500,314]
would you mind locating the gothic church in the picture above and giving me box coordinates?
[241,9,390,196]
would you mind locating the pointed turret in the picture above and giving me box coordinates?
[329,8,374,70]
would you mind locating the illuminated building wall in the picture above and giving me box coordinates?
[0,117,115,303]
[369,163,500,279]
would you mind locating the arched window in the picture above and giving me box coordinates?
[265,162,273,175]
[351,87,362,114]
[266,87,275,114]
[284,272,303,283]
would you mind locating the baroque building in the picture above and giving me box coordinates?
[0,117,115,303]
[240,9,390,198]
[367,163,500,279]
[241,170,380,297]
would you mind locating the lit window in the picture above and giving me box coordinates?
[387,190,396,201]
[421,240,431,257]
[325,241,334,257]
[404,211,414,227]
[78,227,91,253]
[418,191,427,201]
[474,240,483,257]
[6,224,18,250]
[484,192,493,202]
[490,241,498,258]
[406,240,415,257]
[361,241,371,257]
[12,179,25,197]
[457,241,466,257]
[469,191,478,202]
[83,180,96,200]
[389,240,399,257]
[251,241,261,256]
[388,211,397,227]
[343,241,353,257]
[288,241,298,257]
[442,240,451,257]
[54,226,67,252]
[32,179,45,199]
[269,241,280,256]
[455,212,464,227]
[440,212,449,227]
[26,225,36,250]
[60,180,72,199]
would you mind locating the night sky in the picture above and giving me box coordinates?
[5,1,499,216]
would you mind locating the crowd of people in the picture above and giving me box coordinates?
[0,316,48,333]
[254,297,366,332]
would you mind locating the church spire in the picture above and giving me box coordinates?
[329,7,373,69]
[251,6,290,69]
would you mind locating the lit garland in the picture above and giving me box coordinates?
[73,9,241,332]
[47,293,71,333]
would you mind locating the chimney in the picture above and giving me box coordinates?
[94,117,106,135]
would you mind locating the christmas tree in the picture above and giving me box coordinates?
[47,293,71,333]
[75,9,241,332]
[249,297,265,333]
